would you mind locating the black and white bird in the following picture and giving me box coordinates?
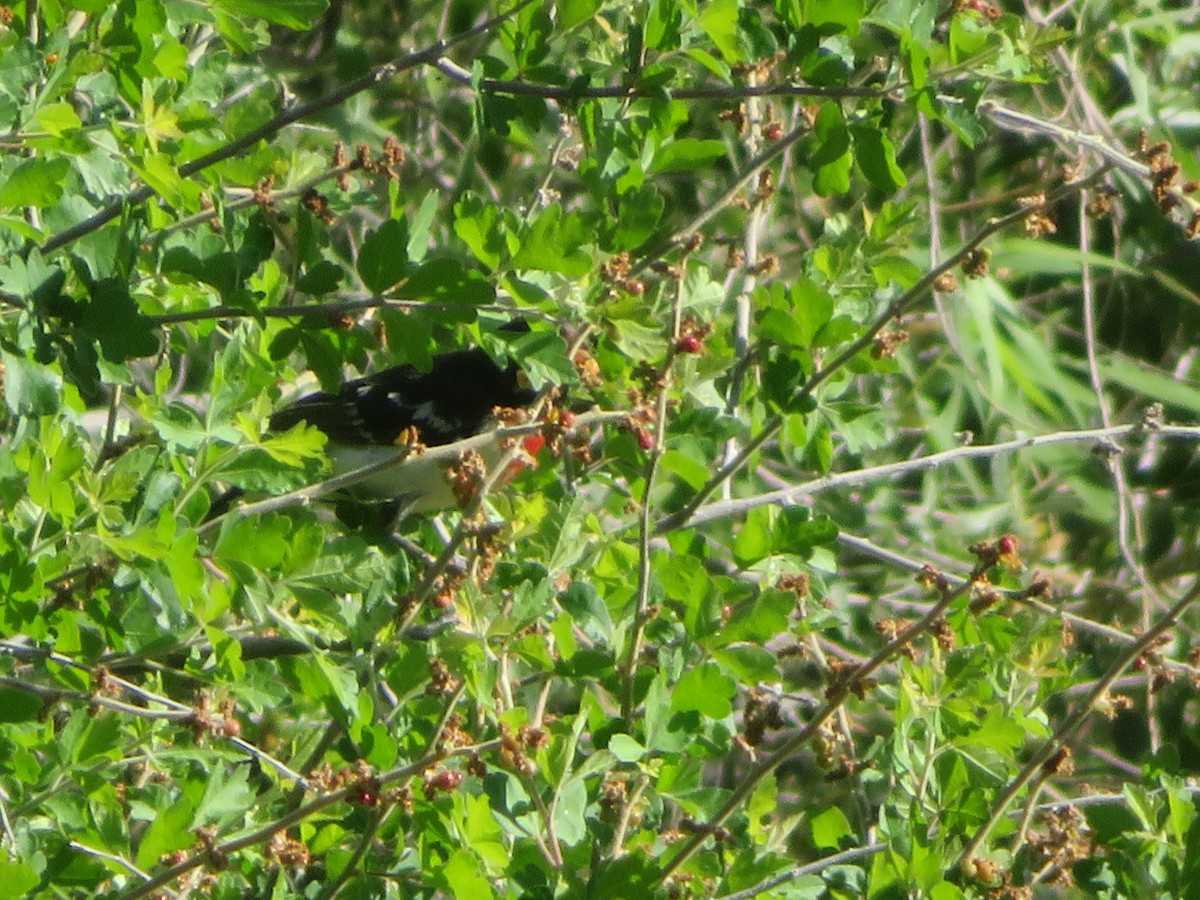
[269,345,539,512]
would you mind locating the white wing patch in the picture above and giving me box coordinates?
[408,400,458,435]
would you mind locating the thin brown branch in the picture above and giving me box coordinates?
[432,56,895,102]
[631,121,810,277]
[680,423,1200,529]
[148,297,561,326]
[654,165,1112,535]
[657,558,996,883]
[620,262,687,723]
[35,0,537,257]
[956,575,1200,869]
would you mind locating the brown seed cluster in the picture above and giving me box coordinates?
[961,247,991,279]
[422,766,463,799]
[775,572,811,611]
[1133,130,1200,237]
[186,691,241,742]
[1018,191,1057,238]
[1025,805,1094,889]
[933,271,959,293]
[445,448,488,508]
[953,0,1002,19]
[969,534,1022,572]
[675,315,713,355]
[740,689,786,748]
[600,250,645,298]
[498,722,549,776]
[266,831,310,868]
[306,760,411,811]
[871,327,909,359]
[1085,184,1118,219]
[426,656,462,696]
[301,187,334,225]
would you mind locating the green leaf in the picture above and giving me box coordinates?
[34,102,82,136]
[803,0,865,32]
[713,645,777,682]
[194,765,254,826]
[804,417,834,473]
[659,448,710,490]
[135,152,184,205]
[0,157,71,208]
[672,663,735,718]
[776,506,839,555]
[649,138,728,175]
[296,259,344,295]
[556,0,598,29]
[0,686,42,722]
[733,506,773,566]
[697,0,743,62]
[442,849,494,899]
[74,712,122,763]
[210,0,328,30]
[454,192,504,270]
[1102,354,1200,416]
[513,204,591,275]
[408,189,439,262]
[2,352,62,416]
[81,279,159,362]
[851,125,906,192]
[811,805,853,849]
[608,733,646,762]
[719,590,794,644]
[0,860,39,899]
[810,103,852,195]
[398,258,495,305]
[135,795,197,871]
[357,218,408,293]
[161,247,241,300]
[614,184,665,249]
[553,778,589,845]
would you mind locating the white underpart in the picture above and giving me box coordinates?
[326,440,505,513]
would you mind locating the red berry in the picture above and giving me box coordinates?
[522,434,546,458]
[676,334,702,354]
[764,122,784,140]
[997,534,1018,557]
[624,280,645,296]
[636,428,655,451]
[431,770,463,793]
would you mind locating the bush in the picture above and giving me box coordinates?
[2,0,1199,896]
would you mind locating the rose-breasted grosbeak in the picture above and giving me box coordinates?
[270,345,539,513]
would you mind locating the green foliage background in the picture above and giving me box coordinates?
[2,0,1200,896]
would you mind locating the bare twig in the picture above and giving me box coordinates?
[35,0,537,257]
[655,165,1113,534]
[957,576,1200,868]
[674,423,1200,530]
[620,263,687,722]
[657,556,997,883]
[432,57,895,102]
[630,122,810,277]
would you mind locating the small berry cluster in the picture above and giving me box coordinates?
[186,691,241,742]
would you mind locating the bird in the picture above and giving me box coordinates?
[269,343,541,514]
